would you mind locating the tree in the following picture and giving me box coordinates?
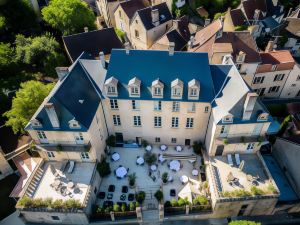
[3,81,54,134]
[229,220,261,225]
[97,158,111,177]
[0,42,16,76]
[42,0,96,35]
[15,34,66,77]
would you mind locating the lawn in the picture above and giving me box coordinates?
[0,174,19,220]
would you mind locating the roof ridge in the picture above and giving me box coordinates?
[62,27,113,38]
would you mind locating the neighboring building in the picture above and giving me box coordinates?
[130,3,173,49]
[114,0,149,40]
[251,45,296,98]
[284,7,300,57]
[280,64,300,98]
[151,16,190,51]
[0,147,13,180]
[206,55,280,217]
[96,0,120,27]
[62,28,123,62]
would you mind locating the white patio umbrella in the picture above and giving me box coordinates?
[178,182,201,203]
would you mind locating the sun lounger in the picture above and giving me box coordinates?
[68,161,75,173]
[227,154,233,166]
[235,154,241,166]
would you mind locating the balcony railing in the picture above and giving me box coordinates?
[37,142,92,152]
[216,135,265,145]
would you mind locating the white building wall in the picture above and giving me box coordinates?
[280,64,300,98]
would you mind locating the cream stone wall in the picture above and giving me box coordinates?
[252,69,291,98]
[239,63,259,86]
[280,64,300,98]
[114,6,131,38]
[0,149,13,180]
[96,0,117,27]
[103,99,211,145]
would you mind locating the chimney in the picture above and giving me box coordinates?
[84,27,88,32]
[204,19,211,26]
[55,67,69,80]
[265,41,274,53]
[45,103,60,128]
[242,93,258,120]
[169,42,175,56]
[99,52,105,68]
[124,42,130,55]
[188,36,195,49]
[151,9,160,26]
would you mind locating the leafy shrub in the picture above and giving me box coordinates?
[164,201,171,208]
[17,196,33,207]
[266,184,278,194]
[65,199,83,209]
[135,191,146,204]
[193,141,202,154]
[121,203,127,212]
[52,199,64,209]
[235,25,248,31]
[192,195,208,205]
[250,186,264,196]
[142,139,148,147]
[178,198,188,206]
[229,220,261,225]
[170,199,178,207]
[213,12,226,20]
[114,28,126,43]
[144,152,157,165]
[106,135,116,147]
[129,202,136,211]
[154,190,163,202]
[162,172,168,183]
[128,173,136,187]
[97,158,111,177]
[113,204,120,212]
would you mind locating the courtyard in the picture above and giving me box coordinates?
[97,145,207,208]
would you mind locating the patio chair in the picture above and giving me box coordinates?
[170,189,176,197]
[227,154,233,166]
[97,192,106,199]
[122,186,128,193]
[108,185,115,192]
[235,153,241,166]
[128,193,135,201]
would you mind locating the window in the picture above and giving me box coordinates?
[236,64,242,70]
[190,88,198,96]
[107,86,116,94]
[186,118,194,128]
[247,143,255,150]
[132,100,140,110]
[131,86,139,95]
[172,101,180,112]
[171,117,179,128]
[154,116,162,127]
[274,74,285,81]
[171,138,177,143]
[110,99,118,109]
[172,87,181,96]
[238,205,248,216]
[113,115,121,126]
[155,137,160,142]
[133,116,141,126]
[135,20,138,24]
[47,151,55,158]
[81,152,89,159]
[253,76,265,84]
[268,86,280,93]
[271,65,277,71]
[135,30,139,38]
[254,88,265,96]
[51,216,60,221]
[37,131,47,140]
[291,84,296,87]
[154,101,161,111]
[222,115,233,123]
[220,125,226,134]
[119,10,122,18]
[154,87,161,96]
[204,106,209,113]
[297,75,300,81]
[188,103,196,113]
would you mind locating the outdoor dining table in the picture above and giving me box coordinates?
[192,169,199,176]
[136,157,144,165]
[150,164,157,171]
[112,152,120,161]
[146,145,152,151]
[54,180,61,187]
[169,160,180,171]
[116,166,127,178]
[180,175,189,184]
[176,146,182,152]
[160,145,167,151]
[67,181,75,189]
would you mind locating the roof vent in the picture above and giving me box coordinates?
[79,99,84,104]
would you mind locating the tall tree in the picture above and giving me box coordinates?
[15,34,66,77]
[0,42,16,76]
[42,0,96,35]
[3,81,54,134]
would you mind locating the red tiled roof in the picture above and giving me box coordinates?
[260,50,295,64]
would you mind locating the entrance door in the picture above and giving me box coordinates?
[252,123,264,136]
[136,137,142,146]
[185,139,191,146]
[215,145,224,156]
[115,133,124,147]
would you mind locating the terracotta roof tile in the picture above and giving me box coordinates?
[260,50,295,64]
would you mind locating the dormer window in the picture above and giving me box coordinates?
[257,113,269,121]
[236,51,246,63]
[171,78,183,99]
[104,77,118,97]
[222,114,233,123]
[69,118,81,129]
[128,77,141,97]
[31,119,42,128]
[188,79,200,100]
[152,79,164,98]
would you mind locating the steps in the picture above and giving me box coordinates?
[142,210,159,224]
[25,167,44,197]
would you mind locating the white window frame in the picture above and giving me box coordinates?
[171,117,179,128]
[172,101,180,112]
[130,86,139,96]
[154,116,162,127]
[113,115,121,126]
[133,116,141,126]
[154,101,161,111]
[188,102,196,113]
[253,76,265,84]
[273,74,285,81]
[110,99,119,109]
[37,131,48,143]
[107,85,116,95]
[132,100,140,110]
[154,87,162,96]
[171,138,177,143]
[155,137,160,142]
[204,106,209,113]
[268,86,280,93]
[80,152,90,160]
[186,118,194,128]
[47,151,55,158]
[172,87,181,97]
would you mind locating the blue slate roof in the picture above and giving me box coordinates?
[261,17,280,30]
[26,58,101,132]
[106,49,215,102]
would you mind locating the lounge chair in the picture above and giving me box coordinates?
[227,154,233,166]
[68,161,75,173]
[235,153,241,166]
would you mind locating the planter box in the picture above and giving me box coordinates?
[164,206,186,216]
[189,205,212,214]
[90,213,111,221]
[115,211,136,220]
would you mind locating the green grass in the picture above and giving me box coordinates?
[0,174,19,220]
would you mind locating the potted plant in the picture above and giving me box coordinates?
[142,139,148,148]
[106,135,116,147]
[135,191,146,204]
[162,172,168,184]
[97,158,111,177]
[128,173,137,188]
[144,152,157,165]
[154,190,163,203]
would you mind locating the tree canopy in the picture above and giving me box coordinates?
[42,0,96,35]
[0,42,16,75]
[3,81,54,134]
[15,34,66,77]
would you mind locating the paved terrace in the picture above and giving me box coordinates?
[28,161,96,204]
[98,146,204,207]
[210,154,277,197]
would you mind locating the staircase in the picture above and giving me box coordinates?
[25,167,44,198]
